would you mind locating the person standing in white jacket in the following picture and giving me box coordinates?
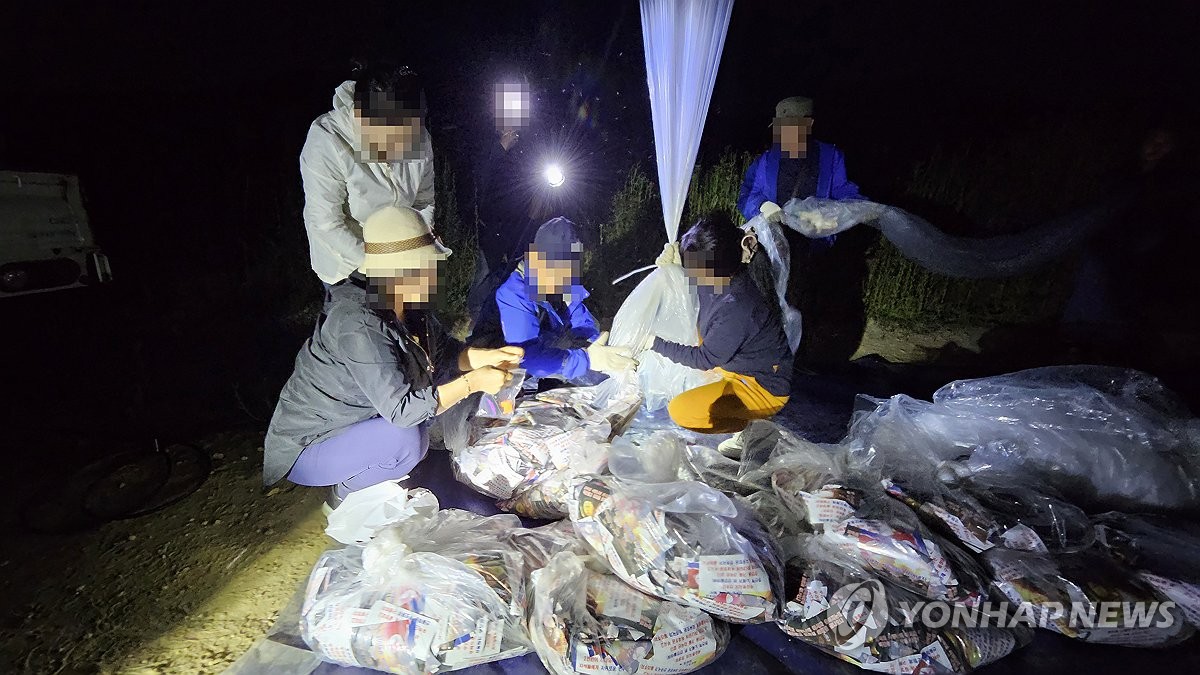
[300,65,436,285]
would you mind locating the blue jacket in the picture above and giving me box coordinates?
[736,142,861,221]
[494,266,601,379]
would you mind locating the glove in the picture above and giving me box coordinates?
[655,242,681,267]
[586,332,637,375]
[759,201,783,224]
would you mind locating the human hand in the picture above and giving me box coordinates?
[655,242,681,267]
[759,201,782,223]
[586,332,637,374]
[466,346,524,371]
[465,366,513,395]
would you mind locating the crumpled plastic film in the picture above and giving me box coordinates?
[568,475,784,623]
[608,265,723,411]
[780,535,1031,674]
[529,551,730,675]
[845,366,1200,513]
[982,548,1195,646]
[1093,512,1200,584]
[299,509,532,672]
[451,372,643,519]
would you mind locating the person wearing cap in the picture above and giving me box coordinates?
[300,63,436,287]
[264,206,523,506]
[471,216,636,381]
[737,96,861,225]
[737,96,869,367]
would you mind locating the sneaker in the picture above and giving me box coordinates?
[321,483,351,516]
[716,432,745,460]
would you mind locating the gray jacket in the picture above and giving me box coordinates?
[263,280,461,486]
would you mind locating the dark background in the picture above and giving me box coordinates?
[1,0,1198,452]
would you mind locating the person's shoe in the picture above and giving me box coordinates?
[716,432,745,460]
[321,483,351,516]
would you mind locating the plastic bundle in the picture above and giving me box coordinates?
[845,367,1200,513]
[607,265,723,411]
[529,551,730,675]
[983,548,1194,646]
[568,475,783,623]
[780,537,1030,674]
[451,374,643,519]
[299,509,532,672]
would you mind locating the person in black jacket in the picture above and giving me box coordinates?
[647,213,792,434]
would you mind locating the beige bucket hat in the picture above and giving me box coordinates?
[358,206,451,276]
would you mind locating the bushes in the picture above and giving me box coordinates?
[581,164,666,318]
[432,154,476,333]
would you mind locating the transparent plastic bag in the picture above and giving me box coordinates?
[982,548,1195,646]
[845,367,1200,513]
[299,509,532,672]
[608,265,722,411]
[781,536,1030,674]
[568,475,783,623]
[1093,512,1200,584]
[529,551,730,675]
[475,369,527,419]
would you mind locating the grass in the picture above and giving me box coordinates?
[432,153,476,333]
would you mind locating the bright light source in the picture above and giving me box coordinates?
[544,164,565,187]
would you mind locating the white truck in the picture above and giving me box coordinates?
[0,171,111,296]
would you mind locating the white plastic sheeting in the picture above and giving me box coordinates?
[640,0,735,242]
[609,265,721,410]
[752,195,1130,351]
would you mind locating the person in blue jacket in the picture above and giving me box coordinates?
[737,96,870,367]
[472,216,636,381]
[737,96,861,223]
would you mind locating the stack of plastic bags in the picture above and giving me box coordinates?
[299,500,533,672]
[449,371,642,519]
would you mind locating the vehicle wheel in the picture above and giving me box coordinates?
[0,265,29,292]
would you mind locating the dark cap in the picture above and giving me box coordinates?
[531,217,583,261]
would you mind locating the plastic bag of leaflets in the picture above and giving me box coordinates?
[567,472,784,624]
[607,263,722,411]
[1093,512,1200,629]
[879,468,1096,556]
[450,370,642,519]
[980,547,1194,646]
[747,430,991,608]
[299,501,533,673]
[781,533,1032,674]
[529,550,730,675]
[843,366,1200,514]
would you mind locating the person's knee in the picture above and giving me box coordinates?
[668,393,713,431]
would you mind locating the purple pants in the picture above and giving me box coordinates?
[288,417,430,492]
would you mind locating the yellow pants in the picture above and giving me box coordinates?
[667,368,789,434]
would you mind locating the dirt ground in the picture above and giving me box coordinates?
[1,431,332,675]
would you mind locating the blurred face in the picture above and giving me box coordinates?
[774,116,814,159]
[368,262,442,311]
[681,249,730,292]
[493,82,531,135]
[356,110,423,162]
[527,250,579,299]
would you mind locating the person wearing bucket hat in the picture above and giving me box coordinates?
[299,62,437,287]
[470,216,636,382]
[264,206,525,506]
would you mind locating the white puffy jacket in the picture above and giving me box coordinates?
[300,81,435,284]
